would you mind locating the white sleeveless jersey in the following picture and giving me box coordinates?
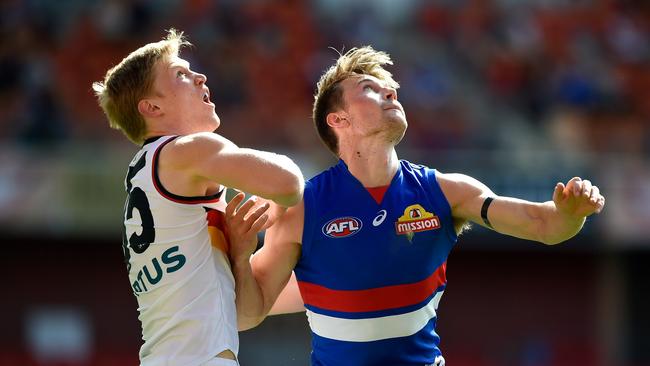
[122,136,237,366]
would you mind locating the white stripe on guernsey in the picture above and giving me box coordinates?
[306,291,444,342]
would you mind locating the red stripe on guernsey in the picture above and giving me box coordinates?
[298,262,447,313]
[152,136,223,204]
[207,209,225,228]
[207,209,230,253]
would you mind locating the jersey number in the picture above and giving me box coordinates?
[122,152,155,270]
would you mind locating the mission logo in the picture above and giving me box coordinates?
[395,204,440,235]
[322,216,363,238]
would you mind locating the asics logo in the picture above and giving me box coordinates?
[372,210,387,226]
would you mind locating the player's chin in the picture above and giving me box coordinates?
[388,115,407,132]
[385,119,407,144]
[210,114,221,130]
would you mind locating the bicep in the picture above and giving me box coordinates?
[198,146,296,197]
[440,173,546,241]
[269,272,305,315]
[440,173,494,226]
[178,133,302,205]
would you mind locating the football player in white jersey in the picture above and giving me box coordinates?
[92,29,303,366]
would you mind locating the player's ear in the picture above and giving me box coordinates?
[326,111,349,129]
[138,98,162,118]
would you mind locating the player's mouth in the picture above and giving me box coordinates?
[202,89,213,105]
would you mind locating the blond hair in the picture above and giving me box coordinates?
[92,29,191,145]
[312,46,399,155]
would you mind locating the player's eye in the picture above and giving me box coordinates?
[177,70,186,78]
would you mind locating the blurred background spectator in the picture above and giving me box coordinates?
[1,0,648,365]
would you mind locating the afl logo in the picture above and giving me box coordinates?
[322,217,363,238]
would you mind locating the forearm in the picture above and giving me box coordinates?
[480,198,585,245]
[537,201,586,245]
[231,259,266,330]
[441,173,602,246]
[237,149,304,207]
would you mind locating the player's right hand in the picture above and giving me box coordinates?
[553,177,605,218]
[224,192,269,265]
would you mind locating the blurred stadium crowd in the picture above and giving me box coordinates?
[1,0,649,241]
[1,0,649,365]
[1,0,649,148]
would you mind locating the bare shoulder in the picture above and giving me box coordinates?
[434,171,491,209]
[162,132,236,167]
[171,132,234,156]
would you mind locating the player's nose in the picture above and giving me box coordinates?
[194,73,207,86]
[384,87,396,101]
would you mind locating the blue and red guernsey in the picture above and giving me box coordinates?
[296,160,458,366]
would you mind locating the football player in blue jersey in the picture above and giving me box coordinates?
[227,46,605,366]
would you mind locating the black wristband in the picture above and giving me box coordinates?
[481,196,495,229]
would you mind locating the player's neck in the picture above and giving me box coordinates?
[340,144,399,187]
[145,117,200,138]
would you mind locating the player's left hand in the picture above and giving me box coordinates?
[224,192,269,265]
[553,177,605,218]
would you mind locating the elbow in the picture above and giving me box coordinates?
[274,162,304,207]
[279,180,304,207]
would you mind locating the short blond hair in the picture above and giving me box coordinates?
[312,46,400,154]
[92,29,191,145]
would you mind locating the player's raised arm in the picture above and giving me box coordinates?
[269,272,305,315]
[225,195,304,331]
[164,132,304,207]
[437,173,605,245]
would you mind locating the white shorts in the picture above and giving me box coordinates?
[200,357,239,366]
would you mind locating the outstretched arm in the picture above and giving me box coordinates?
[226,194,303,330]
[224,193,270,327]
[162,132,304,207]
[438,174,605,244]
